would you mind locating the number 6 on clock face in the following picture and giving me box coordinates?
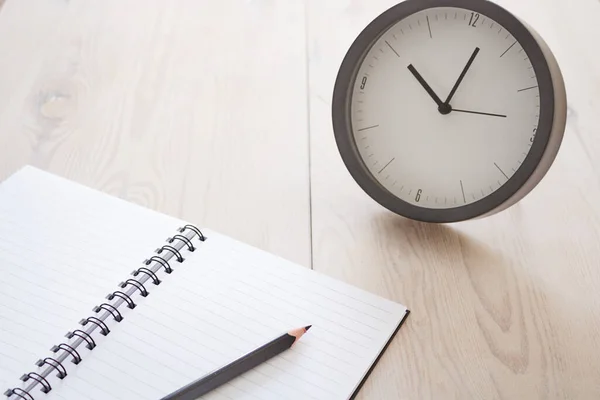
[332,0,567,223]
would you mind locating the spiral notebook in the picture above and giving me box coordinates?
[0,166,410,400]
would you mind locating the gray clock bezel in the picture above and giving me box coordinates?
[331,0,560,223]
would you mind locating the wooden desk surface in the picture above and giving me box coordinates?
[0,0,599,398]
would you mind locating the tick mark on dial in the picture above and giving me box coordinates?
[385,40,400,57]
[445,12,447,20]
[460,180,466,204]
[435,14,438,21]
[490,22,494,29]
[498,27,502,34]
[500,40,517,58]
[494,162,509,179]
[426,16,432,38]
[368,154,374,158]
[378,157,396,174]
[417,19,421,26]
[471,193,476,200]
[409,24,413,30]
[393,34,397,40]
[481,189,485,196]
[408,189,413,195]
[358,125,379,132]
[401,28,404,35]
[512,168,516,172]
[454,12,457,19]
[505,33,510,40]
[497,180,502,186]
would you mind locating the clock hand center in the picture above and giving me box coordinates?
[407,47,481,116]
[438,103,452,115]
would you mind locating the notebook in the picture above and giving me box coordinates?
[0,166,410,400]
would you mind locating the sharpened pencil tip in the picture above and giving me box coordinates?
[305,325,312,331]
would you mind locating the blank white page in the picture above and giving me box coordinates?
[0,166,188,394]
[44,230,409,400]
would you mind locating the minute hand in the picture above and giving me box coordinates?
[444,47,480,105]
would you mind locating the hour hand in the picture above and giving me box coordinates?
[407,64,444,109]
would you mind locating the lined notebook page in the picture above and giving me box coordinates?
[43,230,408,400]
[0,167,188,392]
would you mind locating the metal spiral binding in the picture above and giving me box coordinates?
[65,330,96,350]
[3,389,33,400]
[34,358,66,379]
[18,374,49,394]
[50,344,81,365]
[106,290,137,309]
[119,278,149,297]
[132,267,161,285]
[4,225,205,399]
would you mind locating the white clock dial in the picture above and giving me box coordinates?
[351,7,540,209]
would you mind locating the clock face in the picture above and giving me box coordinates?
[351,6,539,209]
[332,0,558,222]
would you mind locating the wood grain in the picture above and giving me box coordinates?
[1,0,600,398]
[307,0,600,399]
[0,0,311,267]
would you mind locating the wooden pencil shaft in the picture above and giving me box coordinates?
[160,333,295,400]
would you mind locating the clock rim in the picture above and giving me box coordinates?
[331,0,558,223]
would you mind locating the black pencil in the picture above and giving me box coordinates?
[159,325,312,400]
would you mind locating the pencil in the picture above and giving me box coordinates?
[159,325,312,400]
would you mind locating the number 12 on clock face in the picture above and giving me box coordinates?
[468,11,480,27]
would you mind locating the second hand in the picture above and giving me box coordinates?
[452,108,507,118]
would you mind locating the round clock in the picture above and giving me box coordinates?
[332,0,567,223]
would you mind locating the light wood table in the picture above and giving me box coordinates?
[0,0,599,398]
